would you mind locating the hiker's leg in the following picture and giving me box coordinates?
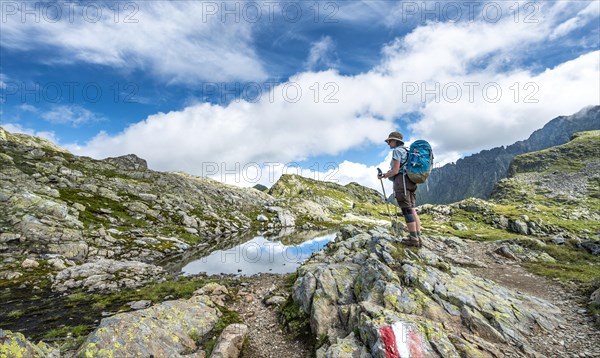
[401,208,417,232]
[412,208,421,232]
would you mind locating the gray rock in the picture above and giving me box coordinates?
[21,258,39,268]
[580,241,600,256]
[591,288,600,305]
[127,300,152,310]
[264,295,287,306]
[452,222,468,231]
[104,154,148,170]
[552,234,567,245]
[318,332,371,358]
[509,219,529,235]
[77,295,220,357]
[52,259,164,292]
[257,214,269,222]
[48,257,67,270]
[185,227,199,235]
[138,193,158,202]
[209,323,249,358]
[0,329,59,357]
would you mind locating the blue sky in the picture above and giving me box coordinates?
[1,1,599,191]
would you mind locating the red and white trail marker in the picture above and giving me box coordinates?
[378,321,425,358]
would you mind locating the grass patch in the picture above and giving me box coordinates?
[278,296,311,341]
[524,262,600,286]
[7,309,25,319]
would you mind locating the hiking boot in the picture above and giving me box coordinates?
[403,237,421,247]
[403,232,421,247]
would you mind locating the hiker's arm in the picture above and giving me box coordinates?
[381,159,401,178]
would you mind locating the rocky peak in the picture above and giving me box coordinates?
[104,154,148,171]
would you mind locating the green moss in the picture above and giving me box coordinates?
[43,325,90,339]
[278,296,311,340]
[7,309,25,319]
[524,262,600,286]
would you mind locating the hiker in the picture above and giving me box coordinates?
[377,131,422,247]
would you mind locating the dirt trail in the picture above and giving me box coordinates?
[231,274,311,358]
[461,240,600,358]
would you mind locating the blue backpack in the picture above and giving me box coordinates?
[402,140,434,184]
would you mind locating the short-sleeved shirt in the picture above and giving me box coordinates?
[390,147,408,175]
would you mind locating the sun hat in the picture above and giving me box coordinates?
[384,131,404,143]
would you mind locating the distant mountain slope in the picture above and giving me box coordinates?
[491,130,600,206]
[418,106,600,204]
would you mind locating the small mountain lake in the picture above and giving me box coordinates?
[0,229,338,345]
[181,230,336,276]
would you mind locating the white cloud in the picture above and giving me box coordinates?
[0,73,8,90]
[550,1,600,40]
[1,2,266,83]
[41,105,104,127]
[1,123,59,144]
[305,36,338,70]
[19,104,38,113]
[66,3,598,191]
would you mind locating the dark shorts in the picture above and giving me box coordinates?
[393,174,417,208]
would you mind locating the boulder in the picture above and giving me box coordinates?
[452,222,468,231]
[509,219,529,235]
[0,329,59,357]
[580,241,600,256]
[591,288,600,305]
[21,258,39,268]
[104,154,148,170]
[52,259,164,292]
[209,324,249,358]
[77,295,220,357]
[264,295,287,306]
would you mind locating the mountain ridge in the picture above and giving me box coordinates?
[418,105,600,204]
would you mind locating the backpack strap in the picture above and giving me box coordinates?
[400,147,409,173]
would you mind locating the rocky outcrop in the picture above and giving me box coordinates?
[77,294,221,357]
[0,329,59,357]
[52,259,164,292]
[292,226,564,357]
[104,154,148,171]
[419,106,600,204]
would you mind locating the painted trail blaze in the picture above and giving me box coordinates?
[378,322,424,358]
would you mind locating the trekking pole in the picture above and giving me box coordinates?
[377,168,395,229]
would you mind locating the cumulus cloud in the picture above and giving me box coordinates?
[64,2,599,192]
[41,105,105,127]
[550,1,600,40]
[305,36,338,70]
[1,2,266,83]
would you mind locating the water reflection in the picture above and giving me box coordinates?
[181,232,336,276]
